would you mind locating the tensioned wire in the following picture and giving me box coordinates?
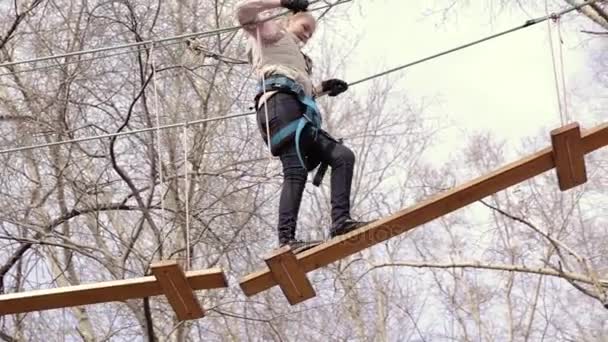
[0,0,349,72]
[0,0,602,156]
[546,0,569,125]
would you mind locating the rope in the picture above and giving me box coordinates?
[0,0,347,78]
[349,0,604,87]
[557,17,569,122]
[183,124,191,270]
[0,110,254,155]
[0,40,182,78]
[150,44,167,233]
[0,36,250,78]
[0,0,602,156]
[0,0,350,71]
[546,1,566,125]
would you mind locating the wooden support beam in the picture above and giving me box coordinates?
[551,122,587,191]
[0,267,227,316]
[151,261,205,321]
[239,122,608,299]
[264,246,315,305]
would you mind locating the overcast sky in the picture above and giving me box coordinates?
[310,1,605,164]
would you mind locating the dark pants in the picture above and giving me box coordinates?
[257,93,355,244]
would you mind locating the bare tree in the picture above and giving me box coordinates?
[0,1,606,341]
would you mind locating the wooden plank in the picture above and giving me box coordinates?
[0,268,227,315]
[264,246,315,305]
[151,261,205,321]
[239,121,608,297]
[581,123,608,153]
[551,123,587,191]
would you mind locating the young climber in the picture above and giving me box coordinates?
[236,0,367,249]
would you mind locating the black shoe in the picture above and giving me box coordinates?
[279,239,306,250]
[279,239,321,253]
[330,219,370,238]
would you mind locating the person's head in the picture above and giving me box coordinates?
[285,12,316,45]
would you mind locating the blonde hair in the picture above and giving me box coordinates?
[282,11,315,28]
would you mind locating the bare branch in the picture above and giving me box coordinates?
[479,199,584,266]
[0,0,44,51]
[368,261,608,288]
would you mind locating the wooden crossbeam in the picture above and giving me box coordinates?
[239,122,608,299]
[0,267,227,316]
[551,122,587,191]
[151,261,205,320]
[264,246,315,305]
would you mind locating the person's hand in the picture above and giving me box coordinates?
[280,0,309,12]
[321,78,348,97]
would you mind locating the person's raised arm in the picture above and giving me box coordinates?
[236,0,309,41]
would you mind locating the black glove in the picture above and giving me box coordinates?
[280,0,309,12]
[321,78,348,97]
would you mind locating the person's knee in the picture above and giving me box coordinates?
[283,164,307,181]
[335,145,355,166]
[344,147,355,165]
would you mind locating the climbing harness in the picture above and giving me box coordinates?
[255,74,323,170]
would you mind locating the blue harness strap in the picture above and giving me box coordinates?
[257,75,322,169]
